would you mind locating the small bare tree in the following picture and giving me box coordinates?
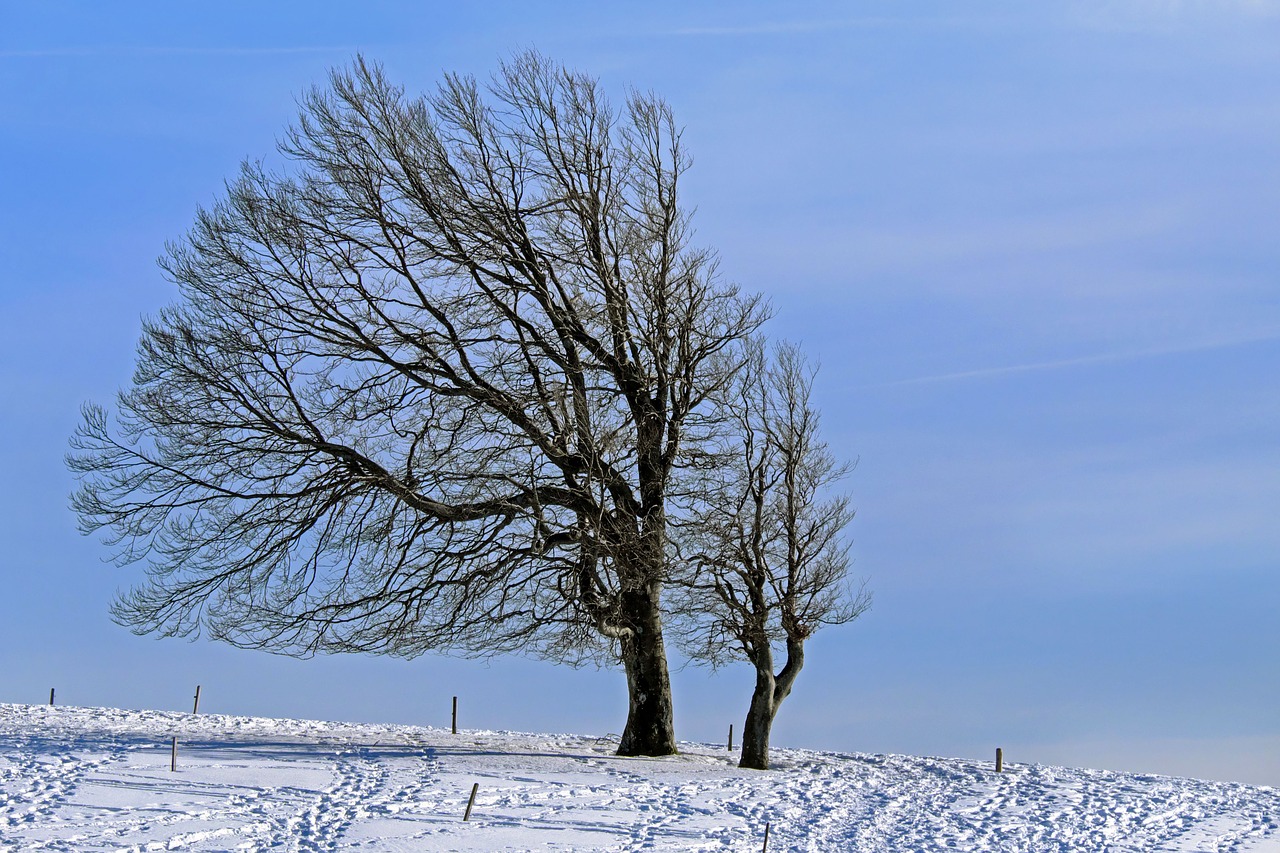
[68,53,763,756]
[673,341,869,770]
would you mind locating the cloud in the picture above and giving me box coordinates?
[0,45,358,59]
[667,18,901,36]
[866,327,1280,388]
[846,206,1189,272]
[660,12,994,38]
[1065,0,1280,32]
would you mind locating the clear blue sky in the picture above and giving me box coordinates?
[2,1,1277,786]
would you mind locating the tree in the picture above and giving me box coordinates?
[67,53,764,756]
[672,341,869,769]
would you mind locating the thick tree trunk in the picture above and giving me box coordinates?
[739,668,777,770]
[616,583,677,756]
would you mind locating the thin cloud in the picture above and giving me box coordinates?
[870,329,1280,389]
[0,45,359,59]
[668,19,902,36]
[842,205,1188,274]
[1065,0,1280,32]
[662,10,1026,38]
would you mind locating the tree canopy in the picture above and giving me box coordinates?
[68,53,863,759]
[672,340,868,767]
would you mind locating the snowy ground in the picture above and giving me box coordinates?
[1,703,1276,851]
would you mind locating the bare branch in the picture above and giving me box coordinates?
[69,52,767,757]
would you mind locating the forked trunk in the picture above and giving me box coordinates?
[739,669,777,770]
[616,583,677,756]
[739,638,805,770]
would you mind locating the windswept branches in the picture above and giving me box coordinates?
[670,340,869,769]
[69,52,766,756]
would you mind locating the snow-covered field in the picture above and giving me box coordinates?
[1,703,1276,851]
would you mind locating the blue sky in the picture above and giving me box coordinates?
[2,1,1277,786]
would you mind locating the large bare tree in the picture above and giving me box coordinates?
[68,53,764,756]
[673,341,869,769]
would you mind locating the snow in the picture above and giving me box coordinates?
[1,703,1276,851]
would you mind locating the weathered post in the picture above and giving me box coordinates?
[996,747,1003,773]
[463,782,479,821]
[728,724,734,752]
[192,685,201,715]
[49,688,55,706]
[171,737,178,772]
[452,696,458,735]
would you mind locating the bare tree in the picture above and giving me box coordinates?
[672,341,869,769]
[67,53,764,756]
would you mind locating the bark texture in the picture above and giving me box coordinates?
[617,584,677,755]
[740,638,803,770]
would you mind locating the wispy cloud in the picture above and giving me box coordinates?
[0,45,359,59]
[870,328,1280,388]
[668,18,902,36]
[842,205,1188,275]
[1065,0,1280,32]
[661,9,1035,38]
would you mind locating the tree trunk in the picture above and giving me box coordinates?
[739,638,804,770]
[616,583,677,756]
[739,667,777,770]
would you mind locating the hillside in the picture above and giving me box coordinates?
[1,703,1276,851]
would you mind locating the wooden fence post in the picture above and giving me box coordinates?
[192,685,201,715]
[728,724,733,752]
[463,782,479,821]
[996,747,1003,773]
[171,737,178,772]
[49,688,54,706]
[452,696,458,735]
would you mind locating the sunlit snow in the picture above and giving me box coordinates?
[1,703,1276,851]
